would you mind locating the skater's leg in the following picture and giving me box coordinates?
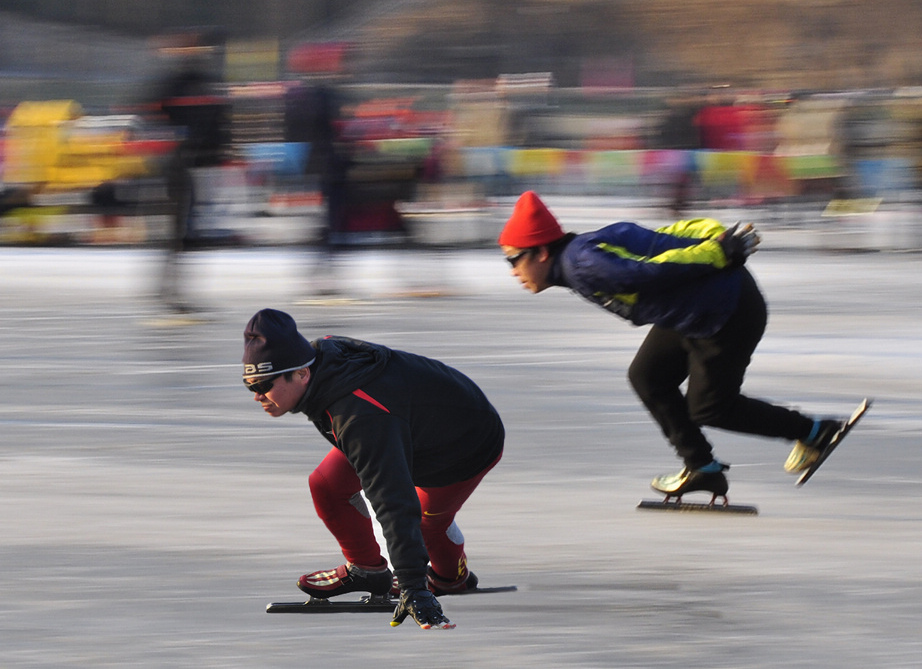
[309,447,385,568]
[686,270,813,440]
[417,454,500,586]
[160,149,194,310]
[629,326,714,469]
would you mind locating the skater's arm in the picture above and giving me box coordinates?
[655,217,727,239]
[571,225,730,294]
[339,415,457,630]
[584,218,759,293]
[336,414,430,588]
[656,218,760,269]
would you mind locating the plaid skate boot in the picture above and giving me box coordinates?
[427,567,479,596]
[784,419,842,473]
[297,562,398,599]
[651,460,730,503]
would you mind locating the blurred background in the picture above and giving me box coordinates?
[3,0,922,250]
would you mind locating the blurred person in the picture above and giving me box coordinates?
[142,30,230,312]
[655,94,706,215]
[242,308,504,629]
[497,191,847,502]
[284,76,351,297]
[693,94,767,203]
[695,97,754,151]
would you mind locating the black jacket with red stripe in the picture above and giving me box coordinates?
[293,336,504,588]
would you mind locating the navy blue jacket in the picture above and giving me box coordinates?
[549,218,744,338]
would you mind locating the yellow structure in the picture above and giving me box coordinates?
[4,100,82,186]
[3,100,151,191]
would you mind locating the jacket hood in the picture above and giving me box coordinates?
[293,336,391,419]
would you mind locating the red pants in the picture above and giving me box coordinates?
[308,447,499,581]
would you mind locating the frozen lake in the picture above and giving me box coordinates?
[1,244,920,667]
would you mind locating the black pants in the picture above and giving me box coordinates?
[628,270,813,469]
[160,148,195,306]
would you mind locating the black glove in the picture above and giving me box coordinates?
[390,588,455,630]
[717,222,760,268]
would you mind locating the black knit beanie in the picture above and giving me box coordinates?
[242,308,316,378]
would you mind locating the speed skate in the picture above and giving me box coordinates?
[795,398,871,486]
[267,584,518,614]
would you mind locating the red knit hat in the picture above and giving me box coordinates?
[498,191,565,248]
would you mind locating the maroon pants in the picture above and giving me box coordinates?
[308,447,500,581]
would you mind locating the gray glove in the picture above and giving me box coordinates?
[390,588,455,630]
[717,222,760,268]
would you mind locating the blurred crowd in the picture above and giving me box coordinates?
[4,34,922,248]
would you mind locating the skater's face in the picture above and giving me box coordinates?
[245,368,310,417]
[502,245,552,293]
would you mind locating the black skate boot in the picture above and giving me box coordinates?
[651,460,730,504]
[784,419,843,473]
[427,567,479,596]
[297,562,398,599]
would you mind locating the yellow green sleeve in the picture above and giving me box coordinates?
[650,238,728,269]
[656,218,726,239]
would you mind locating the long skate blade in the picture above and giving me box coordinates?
[637,499,758,515]
[267,595,395,613]
[440,585,518,595]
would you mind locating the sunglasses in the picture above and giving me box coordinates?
[244,373,282,394]
[505,249,531,268]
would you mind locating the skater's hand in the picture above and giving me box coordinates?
[717,222,760,268]
[390,589,456,629]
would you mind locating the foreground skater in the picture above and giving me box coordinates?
[242,309,503,628]
[497,191,856,504]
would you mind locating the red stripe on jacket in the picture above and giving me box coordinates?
[352,389,391,413]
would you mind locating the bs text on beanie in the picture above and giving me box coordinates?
[243,308,316,378]
[497,191,565,248]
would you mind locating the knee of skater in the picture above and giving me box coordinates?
[308,469,329,496]
[626,365,648,397]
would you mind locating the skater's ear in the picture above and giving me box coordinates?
[296,367,312,387]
